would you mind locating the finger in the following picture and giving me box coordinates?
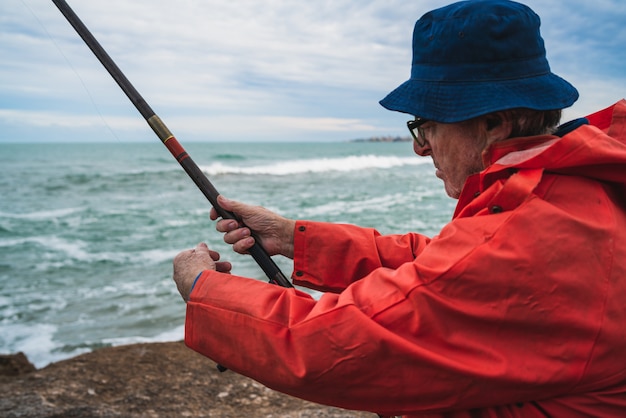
[209,250,221,261]
[217,195,234,211]
[211,199,239,221]
[216,219,240,233]
[215,261,232,274]
[210,207,219,221]
[232,236,255,254]
[196,242,210,253]
[218,195,253,218]
[223,227,251,245]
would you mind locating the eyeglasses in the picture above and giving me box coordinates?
[407,118,429,147]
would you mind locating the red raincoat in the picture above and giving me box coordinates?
[185,100,626,417]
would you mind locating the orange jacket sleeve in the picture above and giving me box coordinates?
[291,221,432,293]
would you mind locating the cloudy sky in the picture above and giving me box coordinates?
[1,0,625,143]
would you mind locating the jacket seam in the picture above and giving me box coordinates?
[575,182,617,391]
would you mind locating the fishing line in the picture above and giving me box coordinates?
[18,0,122,142]
[52,0,294,373]
[51,0,291,290]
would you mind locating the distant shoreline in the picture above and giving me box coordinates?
[351,136,411,143]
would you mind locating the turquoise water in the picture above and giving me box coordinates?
[0,141,454,367]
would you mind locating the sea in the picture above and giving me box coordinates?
[0,141,456,368]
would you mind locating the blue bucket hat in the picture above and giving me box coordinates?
[379,0,578,122]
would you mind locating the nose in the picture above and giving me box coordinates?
[413,140,432,157]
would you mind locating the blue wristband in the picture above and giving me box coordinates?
[190,271,203,295]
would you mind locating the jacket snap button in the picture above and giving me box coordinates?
[295,271,304,277]
[298,226,306,232]
[491,205,503,214]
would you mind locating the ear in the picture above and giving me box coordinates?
[484,112,513,145]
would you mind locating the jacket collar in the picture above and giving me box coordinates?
[455,99,626,217]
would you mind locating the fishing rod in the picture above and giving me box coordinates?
[51,0,292,289]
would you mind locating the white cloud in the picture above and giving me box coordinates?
[0,109,142,129]
[2,0,625,142]
[168,115,378,137]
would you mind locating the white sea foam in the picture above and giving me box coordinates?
[137,248,180,265]
[0,235,178,267]
[0,322,184,369]
[0,207,84,221]
[0,235,89,259]
[200,155,426,176]
[43,236,91,259]
[84,248,178,266]
[299,191,419,218]
[101,324,184,347]
[164,219,194,227]
[0,322,78,368]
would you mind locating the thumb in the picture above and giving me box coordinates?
[196,242,210,253]
[217,195,248,215]
[217,194,233,211]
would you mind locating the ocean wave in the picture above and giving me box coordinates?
[0,322,74,368]
[213,153,247,161]
[101,324,184,347]
[0,319,174,368]
[297,189,435,218]
[0,207,84,221]
[199,154,426,176]
[0,236,89,258]
[0,236,178,267]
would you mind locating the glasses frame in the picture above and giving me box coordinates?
[407,118,429,147]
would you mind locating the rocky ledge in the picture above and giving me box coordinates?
[1,341,373,417]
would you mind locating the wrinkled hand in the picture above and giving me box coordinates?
[173,242,231,302]
[210,195,296,259]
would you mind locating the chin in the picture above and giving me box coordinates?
[443,183,461,199]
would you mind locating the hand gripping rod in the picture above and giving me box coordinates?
[51,0,292,289]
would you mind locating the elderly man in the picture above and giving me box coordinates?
[173,0,626,416]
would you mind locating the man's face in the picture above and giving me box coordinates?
[413,121,486,199]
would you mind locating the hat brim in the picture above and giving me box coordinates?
[379,72,579,122]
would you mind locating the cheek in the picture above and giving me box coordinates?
[442,143,483,184]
